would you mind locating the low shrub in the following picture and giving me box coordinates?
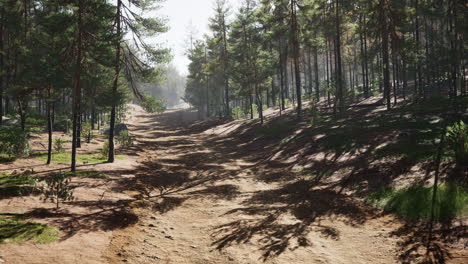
[365,184,468,220]
[116,130,133,147]
[54,138,66,153]
[0,128,30,158]
[141,95,166,114]
[39,171,75,209]
[82,121,92,143]
[446,120,467,168]
[100,140,110,159]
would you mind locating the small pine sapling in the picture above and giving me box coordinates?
[40,171,75,209]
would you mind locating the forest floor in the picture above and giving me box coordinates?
[0,99,467,264]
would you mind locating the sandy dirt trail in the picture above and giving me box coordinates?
[104,107,403,264]
[2,106,464,264]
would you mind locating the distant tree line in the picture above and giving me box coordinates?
[184,0,466,121]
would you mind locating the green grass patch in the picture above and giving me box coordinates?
[64,170,108,179]
[91,133,106,139]
[0,173,38,197]
[37,138,71,143]
[0,216,59,244]
[36,152,124,164]
[0,153,16,162]
[0,173,36,186]
[27,127,44,134]
[365,184,468,220]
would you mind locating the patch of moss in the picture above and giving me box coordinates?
[0,217,59,244]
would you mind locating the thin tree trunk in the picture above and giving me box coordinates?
[363,16,370,97]
[46,85,53,165]
[279,40,285,111]
[313,45,320,102]
[325,39,331,106]
[307,47,313,95]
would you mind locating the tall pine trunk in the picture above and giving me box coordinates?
[71,0,83,172]
[381,0,391,110]
[291,0,301,117]
[108,0,122,163]
[335,0,344,113]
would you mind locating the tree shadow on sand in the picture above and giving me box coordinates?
[26,199,138,240]
[211,179,375,260]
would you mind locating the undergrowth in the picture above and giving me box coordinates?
[365,184,468,220]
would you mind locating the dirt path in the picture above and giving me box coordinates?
[104,108,403,264]
[2,107,464,264]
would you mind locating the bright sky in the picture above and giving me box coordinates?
[155,0,241,76]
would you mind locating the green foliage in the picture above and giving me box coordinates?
[53,138,66,153]
[446,121,467,167]
[251,104,258,117]
[365,184,468,220]
[39,172,75,209]
[27,127,43,134]
[0,216,59,244]
[141,95,166,114]
[231,106,246,119]
[0,171,38,196]
[116,105,130,124]
[116,130,133,147]
[0,154,16,163]
[0,127,30,158]
[25,116,46,126]
[308,98,320,125]
[100,140,110,159]
[82,122,92,142]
